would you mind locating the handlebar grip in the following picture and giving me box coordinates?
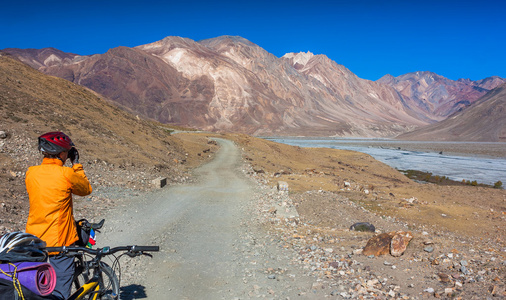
[132,246,159,252]
[46,247,64,253]
[92,219,105,230]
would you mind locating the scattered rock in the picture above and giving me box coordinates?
[362,233,393,256]
[362,231,413,257]
[277,181,288,192]
[349,222,375,232]
[151,177,167,188]
[390,231,413,257]
[424,246,434,253]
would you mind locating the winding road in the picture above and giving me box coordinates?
[99,138,316,299]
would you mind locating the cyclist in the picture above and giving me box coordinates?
[25,132,92,300]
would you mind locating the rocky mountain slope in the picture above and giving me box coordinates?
[378,72,505,122]
[3,36,504,138]
[397,83,506,142]
[2,36,426,137]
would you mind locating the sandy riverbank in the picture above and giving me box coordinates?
[264,137,506,158]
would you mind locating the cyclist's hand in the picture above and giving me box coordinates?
[69,147,80,165]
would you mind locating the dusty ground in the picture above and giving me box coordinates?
[224,134,506,241]
[86,135,504,299]
[1,129,505,299]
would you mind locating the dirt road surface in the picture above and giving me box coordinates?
[99,138,317,299]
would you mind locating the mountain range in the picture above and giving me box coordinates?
[3,35,505,139]
[397,82,506,142]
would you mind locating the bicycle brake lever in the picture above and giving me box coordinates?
[142,252,153,258]
[126,251,137,258]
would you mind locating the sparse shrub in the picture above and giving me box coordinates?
[494,181,503,189]
[471,180,478,186]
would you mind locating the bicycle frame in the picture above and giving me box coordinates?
[68,275,101,300]
[67,251,115,300]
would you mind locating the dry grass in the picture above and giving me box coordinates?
[219,133,505,244]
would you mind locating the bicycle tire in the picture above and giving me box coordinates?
[96,262,120,300]
[71,261,119,300]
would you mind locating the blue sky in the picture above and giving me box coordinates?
[1,0,505,81]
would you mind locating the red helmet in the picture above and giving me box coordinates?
[38,132,74,155]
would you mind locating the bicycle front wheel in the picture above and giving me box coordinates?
[97,262,120,300]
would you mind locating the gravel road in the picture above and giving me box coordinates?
[97,138,318,299]
[90,138,506,300]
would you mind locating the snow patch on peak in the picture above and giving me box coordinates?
[44,54,62,66]
[283,51,314,67]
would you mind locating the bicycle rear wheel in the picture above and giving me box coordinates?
[96,262,120,300]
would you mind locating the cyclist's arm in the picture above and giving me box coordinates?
[66,164,92,196]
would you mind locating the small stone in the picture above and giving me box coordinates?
[424,288,434,293]
[438,273,451,283]
[151,177,167,188]
[277,181,288,192]
[460,265,468,274]
[424,246,434,253]
[268,275,276,279]
[0,131,7,139]
[353,248,363,255]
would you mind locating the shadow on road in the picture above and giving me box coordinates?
[120,284,147,299]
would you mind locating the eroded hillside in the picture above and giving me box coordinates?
[0,54,218,232]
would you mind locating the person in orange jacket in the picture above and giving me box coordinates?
[25,132,92,300]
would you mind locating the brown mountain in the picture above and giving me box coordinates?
[397,83,506,142]
[0,51,212,171]
[378,72,505,122]
[3,36,503,138]
[2,36,428,137]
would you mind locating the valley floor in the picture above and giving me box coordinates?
[81,136,505,299]
[1,133,504,299]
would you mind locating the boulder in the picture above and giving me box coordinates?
[390,231,413,257]
[152,177,167,188]
[363,231,414,257]
[350,222,375,232]
[362,233,393,256]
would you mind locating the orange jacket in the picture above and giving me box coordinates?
[25,158,92,247]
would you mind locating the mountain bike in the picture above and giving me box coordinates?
[46,245,159,300]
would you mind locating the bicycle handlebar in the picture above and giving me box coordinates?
[46,245,160,255]
[77,219,105,230]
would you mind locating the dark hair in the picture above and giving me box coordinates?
[42,152,60,159]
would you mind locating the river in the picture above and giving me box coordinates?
[266,137,506,186]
